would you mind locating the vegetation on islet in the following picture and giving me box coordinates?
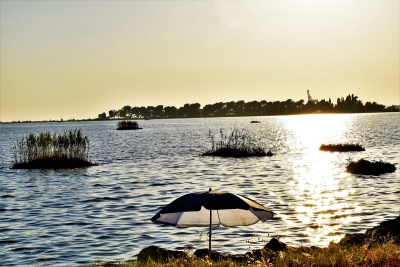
[202,129,270,158]
[12,129,96,169]
[319,143,365,152]
[116,120,142,130]
[346,158,396,175]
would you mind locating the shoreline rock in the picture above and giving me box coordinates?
[137,238,291,263]
[137,245,186,263]
[341,215,400,247]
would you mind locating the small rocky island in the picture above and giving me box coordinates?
[116,120,142,130]
[346,158,396,175]
[319,143,365,152]
[202,129,269,158]
[11,129,97,169]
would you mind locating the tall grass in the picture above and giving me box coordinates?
[202,129,267,157]
[12,129,94,169]
[91,241,400,267]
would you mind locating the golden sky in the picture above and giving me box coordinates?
[1,0,399,122]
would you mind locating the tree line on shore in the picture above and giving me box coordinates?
[98,94,399,120]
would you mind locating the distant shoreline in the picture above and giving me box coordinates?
[1,110,398,124]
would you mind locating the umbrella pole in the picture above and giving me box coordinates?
[209,208,212,258]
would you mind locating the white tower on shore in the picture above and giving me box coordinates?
[307,90,318,103]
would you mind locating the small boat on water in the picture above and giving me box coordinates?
[250,120,261,123]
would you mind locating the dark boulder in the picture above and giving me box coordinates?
[264,238,287,252]
[365,216,400,244]
[346,159,396,175]
[194,249,247,262]
[193,249,226,261]
[137,245,186,263]
[378,216,400,237]
[338,233,366,246]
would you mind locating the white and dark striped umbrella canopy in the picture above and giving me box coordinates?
[151,189,273,227]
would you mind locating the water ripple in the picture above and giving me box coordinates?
[0,114,399,266]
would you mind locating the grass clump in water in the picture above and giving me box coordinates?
[202,128,268,158]
[116,120,142,130]
[319,143,365,152]
[346,158,396,175]
[12,129,96,169]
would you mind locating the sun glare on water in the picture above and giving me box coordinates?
[276,114,363,245]
[279,114,354,152]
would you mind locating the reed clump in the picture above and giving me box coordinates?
[202,129,267,158]
[12,129,96,169]
[346,158,396,175]
[320,143,365,152]
[116,120,142,130]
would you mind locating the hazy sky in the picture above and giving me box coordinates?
[1,0,399,122]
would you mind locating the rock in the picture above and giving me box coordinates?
[339,233,366,246]
[194,249,226,261]
[137,245,186,263]
[346,159,396,175]
[365,216,400,244]
[264,238,287,252]
[367,228,390,241]
[394,234,400,244]
[378,216,400,237]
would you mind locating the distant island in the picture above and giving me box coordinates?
[2,92,398,124]
[97,92,399,120]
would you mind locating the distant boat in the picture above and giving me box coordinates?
[250,120,261,123]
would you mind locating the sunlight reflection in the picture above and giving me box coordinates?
[278,114,354,151]
[276,114,363,245]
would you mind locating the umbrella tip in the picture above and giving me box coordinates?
[209,188,212,192]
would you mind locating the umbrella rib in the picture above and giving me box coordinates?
[176,212,185,227]
[217,209,221,225]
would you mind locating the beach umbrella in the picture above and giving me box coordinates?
[151,188,273,257]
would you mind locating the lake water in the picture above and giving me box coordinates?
[1,113,399,266]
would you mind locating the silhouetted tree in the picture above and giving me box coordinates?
[138,106,148,118]
[122,106,132,118]
[179,103,201,117]
[119,109,126,118]
[153,105,164,118]
[164,106,178,117]
[99,93,392,120]
[98,112,106,120]
[202,104,215,117]
[131,107,140,118]
[364,101,385,112]
[108,110,116,118]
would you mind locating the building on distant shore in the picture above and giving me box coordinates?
[307,90,318,103]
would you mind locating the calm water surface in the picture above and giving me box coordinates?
[1,113,399,266]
